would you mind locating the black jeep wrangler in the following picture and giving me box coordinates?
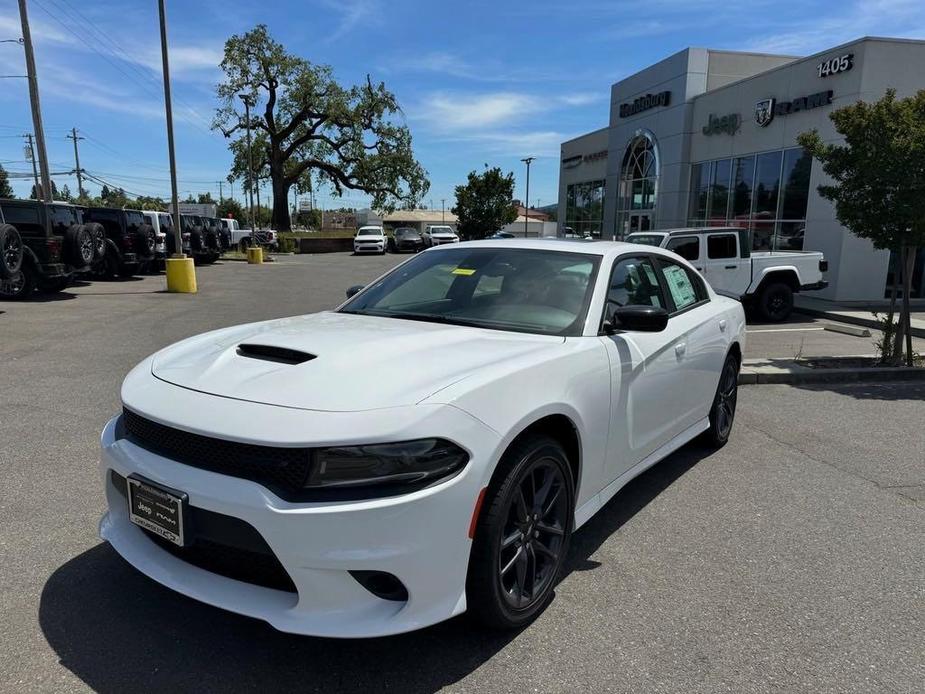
[180,214,219,265]
[82,207,157,278]
[0,200,97,300]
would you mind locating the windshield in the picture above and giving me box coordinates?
[396,228,418,237]
[340,247,600,336]
[357,228,382,236]
[626,234,666,247]
[429,226,454,234]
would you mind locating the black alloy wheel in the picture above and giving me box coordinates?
[468,435,574,629]
[705,353,739,447]
[0,264,36,300]
[758,282,793,322]
[0,223,24,279]
[85,222,106,261]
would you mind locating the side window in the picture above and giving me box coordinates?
[604,256,666,315]
[707,233,737,259]
[3,205,40,226]
[666,236,700,261]
[658,259,708,312]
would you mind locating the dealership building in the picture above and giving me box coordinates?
[558,37,925,301]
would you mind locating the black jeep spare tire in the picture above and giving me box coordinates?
[64,224,94,267]
[84,222,106,261]
[0,223,24,279]
[134,224,156,257]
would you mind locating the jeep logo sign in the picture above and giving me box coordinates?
[756,90,834,126]
[703,113,741,136]
[619,91,671,118]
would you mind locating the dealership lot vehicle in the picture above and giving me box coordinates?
[423,224,460,247]
[0,221,24,279]
[353,225,388,254]
[627,227,828,321]
[0,200,94,298]
[82,207,157,279]
[98,240,745,636]
[391,226,425,252]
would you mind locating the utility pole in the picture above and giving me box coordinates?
[239,94,256,230]
[520,156,535,237]
[67,127,84,198]
[217,180,223,202]
[441,198,445,223]
[24,133,39,197]
[19,0,51,202]
[157,0,183,259]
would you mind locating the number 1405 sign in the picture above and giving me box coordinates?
[817,53,853,78]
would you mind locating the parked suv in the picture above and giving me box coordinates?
[82,207,156,278]
[201,217,223,262]
[180,214,217,265]
[0,222,24,280]
[0,200,95,299]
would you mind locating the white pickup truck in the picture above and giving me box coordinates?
[220,218,278,251]
[626,227,828,321]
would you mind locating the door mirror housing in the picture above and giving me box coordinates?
[345,284,364,299]
[604,306,669,333]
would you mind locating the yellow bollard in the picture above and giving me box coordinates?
[165,256,197,293]
[247,246,264,264]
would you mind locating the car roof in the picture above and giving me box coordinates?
[626,227,743,237]
[439,237,675,258]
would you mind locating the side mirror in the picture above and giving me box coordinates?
[605,306,669,333]
[345,284,364,299]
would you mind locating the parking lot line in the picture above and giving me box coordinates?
[747,327,826,333]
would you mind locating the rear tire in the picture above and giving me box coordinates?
[467,435,574,630]
[757,282,793,322]
[0,263,36,300]
[0,223,24,278]
[703,353,739,448]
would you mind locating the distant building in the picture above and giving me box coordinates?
[356,208,458,233]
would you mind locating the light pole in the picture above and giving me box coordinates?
[441,198,445,223]
[239,94,256,231]
[520,156,535,237]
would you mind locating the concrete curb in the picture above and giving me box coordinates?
[739,363,925,385]
[822,322,870,337]
[795,306,925,338]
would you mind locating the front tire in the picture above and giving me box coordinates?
[467,435,574,630]
[0,264,36,300]
[704,353,739,448]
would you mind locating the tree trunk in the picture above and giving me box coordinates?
[269,154,291,232]
[902,245,916,367]
[891,246,908,365]
[883,247,901,364]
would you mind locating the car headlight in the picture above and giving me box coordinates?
[305,439,469,490]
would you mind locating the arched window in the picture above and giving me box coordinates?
[616,131,660,237]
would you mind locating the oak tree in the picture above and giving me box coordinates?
[451,166,518,239]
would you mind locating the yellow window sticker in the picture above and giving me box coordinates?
[452,268,476,276]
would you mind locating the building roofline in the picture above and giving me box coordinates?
[561,126,609,147]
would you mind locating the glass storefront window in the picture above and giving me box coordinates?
[709,158,731,223]
[754,150,783,218]
[688,147,812,252]
[731,155,755,223]
[780,147,812,221]
[565,179,605,237]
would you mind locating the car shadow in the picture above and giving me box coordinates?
[789,379,925,402]
[39,443,710,693]
[12,291,77,302]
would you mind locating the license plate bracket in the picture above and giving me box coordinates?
[126,474,188,546]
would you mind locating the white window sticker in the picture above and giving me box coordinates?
[663,264,697,309]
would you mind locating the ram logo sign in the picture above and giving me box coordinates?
[755,98,775,127]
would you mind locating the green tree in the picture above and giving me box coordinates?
[451,166,518,239]
[59,184,73,202]
[0,165,14,198]
[100,186,130,208]
[197,192,215,204]
[213,24,429,232]
[217,196,244,220]
[295,208,321,229]
[798,89,925,366]
[30,180,59,200]
[136,195,166,210]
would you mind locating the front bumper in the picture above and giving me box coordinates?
[354,243,385,253]
[430,238,459,246]
[98,386,500,637]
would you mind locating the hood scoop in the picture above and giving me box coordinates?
[236,343,316,365]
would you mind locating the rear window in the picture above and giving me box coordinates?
[707,234,737,259]
[626,234,665,247]
[126,211,144,227]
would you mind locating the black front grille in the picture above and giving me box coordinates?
[122,408,312,493]
[111,470,297,593]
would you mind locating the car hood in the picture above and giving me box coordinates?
[150,312,561,412]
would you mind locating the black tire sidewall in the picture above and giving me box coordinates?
[0,224,24,278]
[0,262,36,300]
[467,436,575,629]
[706,353,740,447]
[759,282,793,322]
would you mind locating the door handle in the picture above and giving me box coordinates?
[719,319,727,332]
[675,343,687,358]
[724,265,737,269]
[695,267,703,272]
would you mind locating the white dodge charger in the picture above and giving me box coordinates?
[99,239,746,637]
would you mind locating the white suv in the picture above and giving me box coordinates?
[354,226,388,254]
[423,225,459,247]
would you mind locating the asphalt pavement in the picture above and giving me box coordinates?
[1,254,922,693]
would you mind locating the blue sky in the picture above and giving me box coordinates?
[1,0,924,211]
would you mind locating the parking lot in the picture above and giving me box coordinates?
[1,254,923,693]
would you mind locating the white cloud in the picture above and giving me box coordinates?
[316,0,383,42]
[414,92,545,130]
[558,92,603,107]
